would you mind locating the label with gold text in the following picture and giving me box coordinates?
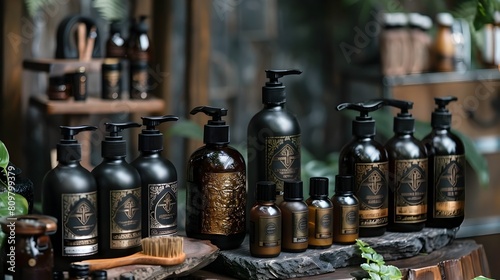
[257,216,281,247]
[149,182,177,236]
[394,159,428,223]
[314,208,333,239]
[110,187,141,249]
[355,162,389,227]
[291,211,308,243]
[265,135,301,193]
[200,172,246,235]
[340,205,359,234]
[62,191,98,256]
[433,155,465,218]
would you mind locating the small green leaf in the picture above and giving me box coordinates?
[369,272,382,280]
[361,263,372,271]
[473,276,495,280]
[0,140,9,169]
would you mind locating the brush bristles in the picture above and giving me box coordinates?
[141,236,184,258]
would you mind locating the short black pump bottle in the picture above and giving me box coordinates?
[247,69,302,220]
[336,100,389,237]
[186,106,246,250]
[42,125,98,271]
[131,115,179,238]
[92,122,142,258]
[382,99,428,232]
[423,96,465,228]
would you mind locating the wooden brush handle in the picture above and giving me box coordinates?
[77,23,86,60]
[78,252,186,271]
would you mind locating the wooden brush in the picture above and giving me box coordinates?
[75,236,186,271]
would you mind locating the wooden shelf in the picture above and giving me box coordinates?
[23,58,104,76]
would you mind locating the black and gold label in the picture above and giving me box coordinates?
[149,182,177,236]
[265,135,301,192]
[200,172,246,235]
[291,211,308,243]
[110,188,141,249]
[61,192,98,256]
[394,159,428,223]
[433,155,465,218]
[355,162,389,227]
[257,216,281,247]
[340,205,359,234]
[314,208,332,239]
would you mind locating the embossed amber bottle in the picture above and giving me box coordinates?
[186,106,246,250]
[306,177,333,249]
[423,96,465,228]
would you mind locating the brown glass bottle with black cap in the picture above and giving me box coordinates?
[422,96,465,228]
[306,177,333,249]
[250,181,282,257]
[382,99,428,232]
[336,100,388,237]
[332,175,359,244]
[186,106,246,250]
[279,180,308,252]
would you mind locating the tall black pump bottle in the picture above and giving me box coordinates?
[247,69,302,223]
[336,100,389,237]
[92,122,142,258]
[42,125,98,271]
[381,99,428,232]
[131,115,179,238]
[422,96,465,228]
[186,106,246,250]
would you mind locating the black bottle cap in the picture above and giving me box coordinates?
[309,177,329,197]
[283,180,303,201]
[69,263,90,277]
[93,270,108,280]
[262,69,301,104]
[102,122,141,158]
[190,106,230,145]
[57,125,96,162]
[256,181,277,201]
[336,100,385,137]
[431,96,457,129]
[335,175,354,193]
[374,98,415,134]
[120,272,136,280]
[138,115,179,152]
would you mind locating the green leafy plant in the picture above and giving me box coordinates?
[355,239,403,280]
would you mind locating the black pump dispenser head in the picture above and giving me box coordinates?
[336,100,385,137]
[190,106,230,145]
[431,96,457,129]
[138,115,179,152]
[262,69,302,104]
[57,125,97,162]
[102,122,141,158]
[376,99,415,134]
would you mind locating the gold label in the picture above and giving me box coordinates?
[433,155,465,218]
[291,211,308,243]
[257,216,281,247]
[355,162,389,227]
[340,205,359,234]
[61,191,98,256]
[265,135,301,192]
[110,187,141,249]
[394,159,428,223]
[200,172,246,235]
[314,208,332,239]
[149,182,177,236]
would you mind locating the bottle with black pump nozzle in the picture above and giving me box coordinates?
[380,98,428,232]
[92,122,142,258]
[247,69,302,226]
[422,96,465,228]
[131,115,179,238]
[186,106,246,250]
[336,100,389,237]
[42,125,98,271]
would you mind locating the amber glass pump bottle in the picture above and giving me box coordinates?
[336,100,389,237]
[279,180,308,252]
[186,106,246,250]
[423,96,465,228]
[382,99,428,232]
[332,175,359,244]
[306,177,333,249]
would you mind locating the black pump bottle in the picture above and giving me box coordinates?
[381,99,428,232]
[186,106,246,250]
[131,115,179,238]
[92,122,142,258]
[337,100,389,237]
[247,69,302,225]
[42,125,98,271]
[422,96,465,228]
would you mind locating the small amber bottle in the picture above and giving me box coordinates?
[279,180,308,252]
[250,181,282,258]
[306,177,333,249]
[332,175,359,244]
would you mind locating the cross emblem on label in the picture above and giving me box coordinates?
[443,162,461,187]
[401,168,424,192]
[72,202,93,225]
[367,171,382,195]
[121,197,139,219]
[276,144,297,169]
